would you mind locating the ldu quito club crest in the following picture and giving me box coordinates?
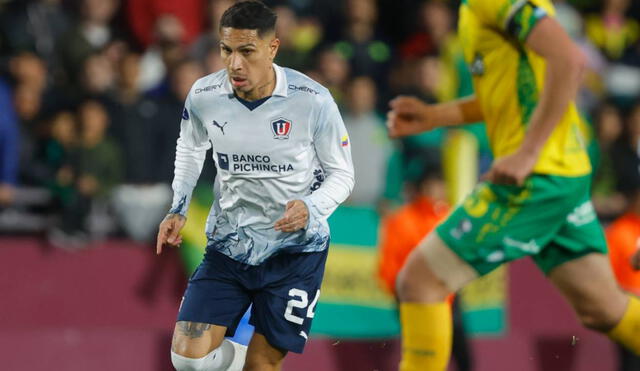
[271,118,292,139]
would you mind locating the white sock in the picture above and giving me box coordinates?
[226,340,248,371]
[171,339,236,371]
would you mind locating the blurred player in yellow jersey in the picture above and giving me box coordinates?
[387,0,640,370]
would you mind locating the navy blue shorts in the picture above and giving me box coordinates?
[177,246,329,353]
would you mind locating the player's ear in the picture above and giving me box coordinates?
[269,37,280,60]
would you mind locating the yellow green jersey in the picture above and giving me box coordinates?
[458,0,591,177]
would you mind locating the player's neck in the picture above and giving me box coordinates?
[235,66,276,102]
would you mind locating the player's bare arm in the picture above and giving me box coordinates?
[386,95,484,138]
[156,213,186,255]
[486,17,586,186]
[274,200,309,233]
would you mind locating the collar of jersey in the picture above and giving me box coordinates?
[219,63,288,97]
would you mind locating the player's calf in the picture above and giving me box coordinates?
[548,253,640,355]
[243,333,286,371]
[573,298,626,332]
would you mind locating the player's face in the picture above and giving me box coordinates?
[220,27,279,97]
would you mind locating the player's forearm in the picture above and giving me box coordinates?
[169,139,208,216]
[303,168,354,219]
[427,96,484,128]
[519,52,586,156]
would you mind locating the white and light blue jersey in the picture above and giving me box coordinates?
[169,64,354,265]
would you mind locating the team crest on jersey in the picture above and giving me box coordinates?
[271,118,292,139]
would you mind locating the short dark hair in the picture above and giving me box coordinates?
[219,1,277,37]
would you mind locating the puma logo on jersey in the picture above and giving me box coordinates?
[213,120,228,135]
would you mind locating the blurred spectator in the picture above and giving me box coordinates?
[272,6,323,72]
[50,100,122,246]
[555,0,609,112]
[613,102,640,198]
[0,0,70,74]
[314,48,350,106]
[399,0,453,61]
[592,102,627,219]
[393,1,489,153]
[138,15,187,94]
[79,51,116,100]
[190,0,233,64]
[342,76,391,207]
[44,111,77,207]
[14,83,50,186]
[126,0,203,49]
[0,78,18,206]
[378,155,448,295]
[586,0,639,61]
[333,0,391,82]
[59,0,120,85]
[606,187,640,370]
[9,52,48,91]
[401,56,448,151]
[108,53,182,242]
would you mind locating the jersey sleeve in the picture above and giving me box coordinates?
[169,93,211,216]
[468,0,552,43]
[302,97,354,223]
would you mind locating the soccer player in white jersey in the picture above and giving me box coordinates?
[156,1,354,370]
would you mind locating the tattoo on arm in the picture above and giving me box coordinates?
[177,321,212,339]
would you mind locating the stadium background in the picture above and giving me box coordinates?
[1,0,640,370]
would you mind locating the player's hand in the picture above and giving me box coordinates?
[386,96,432,138]
[156,213,186,255]
[274,200,309,233]
[483,150,538,186]
[631,249,640,271]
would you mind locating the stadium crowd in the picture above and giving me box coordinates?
[0,0,639,252]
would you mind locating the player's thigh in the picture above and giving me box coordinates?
[244,332,287,371]
[251,250,328,355]
[397,232,478,302]
[548,252,628,331]
[171,321,228,358]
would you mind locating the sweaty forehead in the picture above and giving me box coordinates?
[220,27,262,46]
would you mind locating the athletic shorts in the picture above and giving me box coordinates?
[436,174,607,276]
[177,243,329,353]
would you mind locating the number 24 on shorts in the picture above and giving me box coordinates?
[285,288,320,325]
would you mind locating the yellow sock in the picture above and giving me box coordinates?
[609,296,640,356]
[399,302,452,371]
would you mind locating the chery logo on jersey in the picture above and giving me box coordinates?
[271,118,292,140]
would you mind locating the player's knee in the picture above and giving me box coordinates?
[575,304,620,332]
[396,260,449,303]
